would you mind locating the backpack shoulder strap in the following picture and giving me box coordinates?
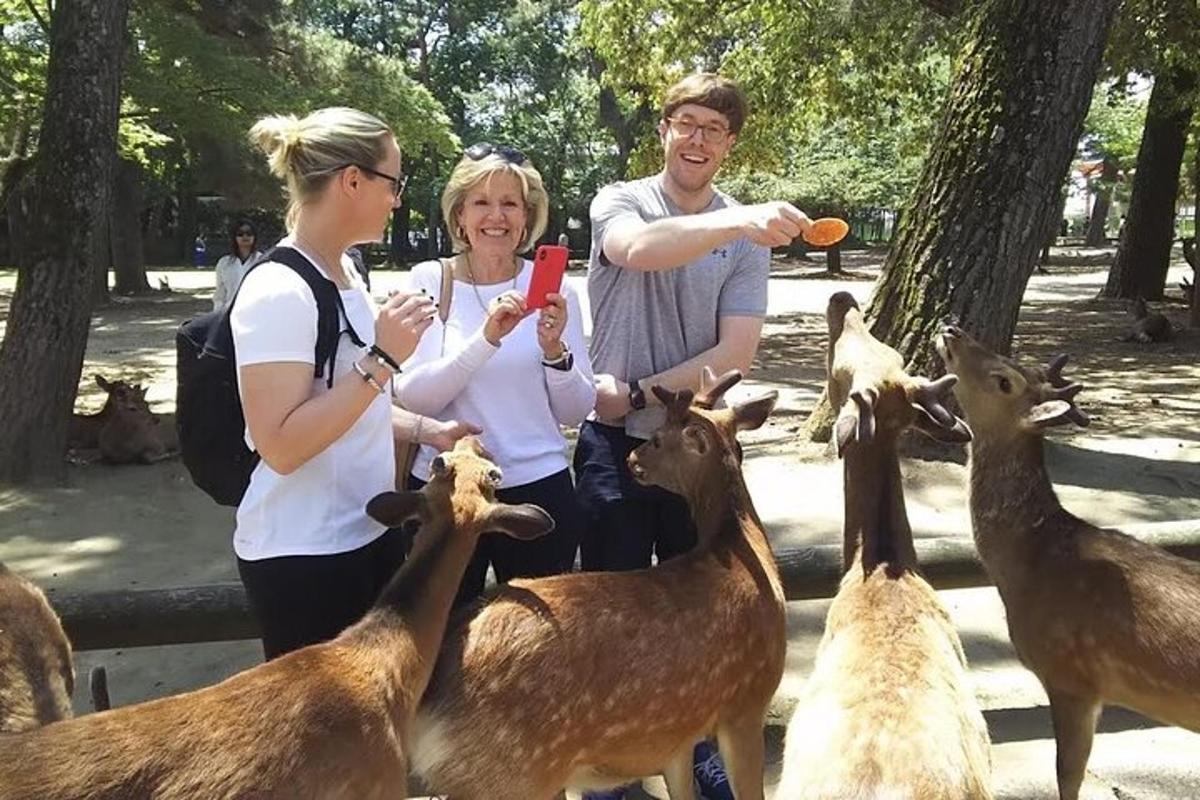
[259,245,363,387]
[438,257,454,323]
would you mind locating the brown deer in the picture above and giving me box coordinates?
[0,437,553,800]
[937,325,1200,800]
[778,293,990,800]
[67,376,144,451]
[1119,297,1173,343]
[409,368,785,800]
[96,389,173,465]
[0,564,74,733]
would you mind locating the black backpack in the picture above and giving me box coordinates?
[175,246,364,506]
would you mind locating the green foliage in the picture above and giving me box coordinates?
[579,0,958,208]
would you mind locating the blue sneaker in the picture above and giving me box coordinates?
[581,789,627,800]
[693,740,734,800]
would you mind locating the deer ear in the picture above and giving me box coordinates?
[731,391,777,431]
[366,491,427,526]
[1023,400,1074,429]
[96,375,112,391]
[487,503,555,541]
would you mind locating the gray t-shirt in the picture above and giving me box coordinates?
[587,175,770,438]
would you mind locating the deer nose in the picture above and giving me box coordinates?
[942,324,963,339]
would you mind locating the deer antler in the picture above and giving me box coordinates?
[851,387,878,446]
[910,374,959,428]
[694,367,743,410]
[1043,354,1090,427]
[651,385,695,419]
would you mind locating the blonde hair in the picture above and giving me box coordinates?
[441,153,549,253]
[249,107,394,230]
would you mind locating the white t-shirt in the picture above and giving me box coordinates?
[395,258,595,488]
[229,238,393,561]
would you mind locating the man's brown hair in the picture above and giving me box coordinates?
[661,73,748,135]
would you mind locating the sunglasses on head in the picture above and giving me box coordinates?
[465,142,526,164]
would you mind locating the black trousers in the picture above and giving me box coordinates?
[407,468,581,604]
[573,420,697,572]
[237,529,408,660]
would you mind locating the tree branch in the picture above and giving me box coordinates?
[22,0,51,36]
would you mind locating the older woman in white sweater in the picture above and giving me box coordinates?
[395,144,594,602]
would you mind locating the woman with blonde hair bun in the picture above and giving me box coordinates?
[231,107,472,660]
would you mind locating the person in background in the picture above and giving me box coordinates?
[213,219,262,310]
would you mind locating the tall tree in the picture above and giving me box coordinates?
[0,0,130,483]
[864,0,1117,373]
[1079,84,1146,246]
[1101,65,1196,299]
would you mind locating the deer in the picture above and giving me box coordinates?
[0,437,553,800]
[0,564,74,733]
[937,325,1200,800]
[96,388,174,465]
[1119,297,1173,343]
[408,367,785,800]
[67,375,144,451]
[777,292,991,800]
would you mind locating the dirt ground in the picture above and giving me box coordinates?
[1,245,1198,798]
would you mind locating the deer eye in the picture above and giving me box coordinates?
[650,433,662,449]
[993,374,1012,394]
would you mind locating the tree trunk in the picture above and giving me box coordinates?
[1101,66,1196,300]
[870,0,1116,364]
[1192,139,1199,329]
[176,169,197,263]
[1084,158,1117,246]
[0,0,130,484]
[91,212,110,306]
[111,157,149,294]
[806,0,1117,440]
[826,244,842,274]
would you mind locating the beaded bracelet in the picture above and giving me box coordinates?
[352,360,385,394]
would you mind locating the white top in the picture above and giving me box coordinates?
[213,251,261,310]
[395,258,595,488]
[229,237,393,561]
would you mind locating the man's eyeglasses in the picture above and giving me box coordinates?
[342,163,407,198]
[664,116,731,144]
[465,142,527,164]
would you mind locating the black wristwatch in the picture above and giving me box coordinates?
[628,378,647,411]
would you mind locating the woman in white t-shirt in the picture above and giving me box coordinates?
[212,219,262,310]
[395,144,595,603]
[231,107,443,660]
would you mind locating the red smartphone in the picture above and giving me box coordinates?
[526,244,568,310]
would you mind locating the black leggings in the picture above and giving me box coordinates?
[407,468,581,604]
[237,529,408,660]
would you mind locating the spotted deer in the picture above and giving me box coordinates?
[410,368,785,799]
[937,325,1200,800]
[778,293,990,800]
[0,437,553,800]
[0,564,74,733]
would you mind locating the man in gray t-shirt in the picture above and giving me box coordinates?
[572,73,813,800]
